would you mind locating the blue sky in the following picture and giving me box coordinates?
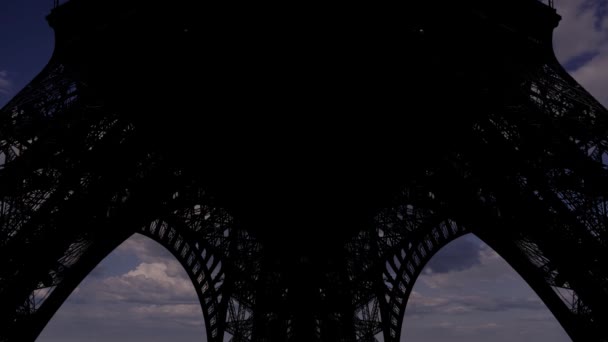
[2,1,607,341]
[0,0,55,107]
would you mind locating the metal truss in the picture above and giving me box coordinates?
[457,55,608,340]
[346,188,470,342]
[346,163,607,342]
[1,181,262,341]
[0,58,262,341]
[0,58,133,340]
[137,203,261,342]
[2,1,608,341]
[340,51,608,340]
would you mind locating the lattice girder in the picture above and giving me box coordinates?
[2,1,608,341]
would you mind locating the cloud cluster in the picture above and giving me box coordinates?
[89,261,198,304]
[420,245,515,289]
[71,234,201,309]
[425,236,483,273]
[38,234,573,342]
[38,235,205,342]
[408,244,541,316]
[402,236,571,342]
[553,1,608,105]
[553,0,608,64]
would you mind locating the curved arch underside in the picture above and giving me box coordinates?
[400,234,572,341]
[36,233,207,341]
[0,181,262,342]
[2,1,608,342]
[349,185,603,342]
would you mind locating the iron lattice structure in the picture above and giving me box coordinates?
[1,0,607,341]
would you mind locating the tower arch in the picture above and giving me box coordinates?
[367,194,598,341]
[5,196,261,342]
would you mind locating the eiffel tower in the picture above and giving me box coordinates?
[1,0,608,341]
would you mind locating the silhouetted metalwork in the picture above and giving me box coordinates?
[1,0,607,341]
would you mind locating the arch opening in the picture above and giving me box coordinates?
[400,234,571,341]
[37,233,207,342]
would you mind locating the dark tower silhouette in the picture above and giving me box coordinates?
[1,0,607,341]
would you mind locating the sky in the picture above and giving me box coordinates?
[1,0,607,341]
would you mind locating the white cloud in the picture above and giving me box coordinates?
[570,50,608,106]
[38,236,205,342]
[553,0,608,65]
[553,1,608,106]
[92,261,197,304]
[420,245,515,290]
[68,233,201,307]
